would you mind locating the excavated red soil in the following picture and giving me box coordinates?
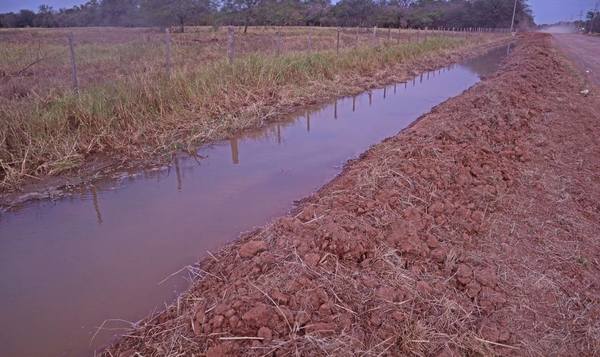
[105,33,600,356]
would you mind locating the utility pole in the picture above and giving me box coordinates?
[510,0,518,33]
[593,1,600,34]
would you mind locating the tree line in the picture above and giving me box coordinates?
[0,0,534,31]
[586,9,600,33]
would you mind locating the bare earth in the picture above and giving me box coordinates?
[106,34,600,356]
[553,34,600,86]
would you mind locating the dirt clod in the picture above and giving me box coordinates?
[257,326,272,341]
[239,241,267,258]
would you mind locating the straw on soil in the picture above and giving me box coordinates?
[103,33,600,356]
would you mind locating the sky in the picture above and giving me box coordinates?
[528,0,597,24]
[0,0,598,24]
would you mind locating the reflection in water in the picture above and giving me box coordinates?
[91,186,103,225]
[277,124,281,144]
[383,86,387,99]
[0,46,509,357]
[174,156,183,190]
[334,100,338,119]
[229,138,239,165]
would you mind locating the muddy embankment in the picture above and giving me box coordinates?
[1,37,509,211]
[106,33,600,356]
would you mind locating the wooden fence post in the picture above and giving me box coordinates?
[355,27,359,47]
[307,32,312,52]
[276,31,283,56]
[336,28,340,54]
[67,33,79,92]
[164,28,172,78]
[227,26,235,64]
[372,26,377,46]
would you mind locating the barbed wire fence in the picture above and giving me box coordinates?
[4,26,511,94]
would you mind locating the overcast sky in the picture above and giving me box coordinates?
[0,0,598,24]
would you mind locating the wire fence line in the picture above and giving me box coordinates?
[1,26,510,97]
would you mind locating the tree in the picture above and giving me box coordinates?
[0,13,18,27]
[15,10,37,27]
[98,0,141,26]
[468,0,533,29]
[141,0,213,32]
[223,0,262,32]
[255,0,306,26]
[587,10,600,33]
[303,0,331,26]
[33,5,57,27]
[0,0,535,29]
[331,0,377,26]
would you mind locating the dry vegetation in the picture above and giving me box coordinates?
[104,33,600,356]
[0,26,507,190]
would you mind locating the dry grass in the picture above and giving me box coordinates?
[0,26,508,190]
[0,26,485,96]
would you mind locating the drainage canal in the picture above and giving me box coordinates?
[0,46,509,356]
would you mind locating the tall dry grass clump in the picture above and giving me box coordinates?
[0,34,501,189]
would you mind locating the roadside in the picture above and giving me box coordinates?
[0,35,509,210]
[552,33,600,86]
[105,33,600,356]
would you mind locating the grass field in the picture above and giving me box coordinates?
[0,26,508,189]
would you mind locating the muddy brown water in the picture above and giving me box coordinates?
[0,47,508,357]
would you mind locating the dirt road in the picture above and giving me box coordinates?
[553,34,600,85]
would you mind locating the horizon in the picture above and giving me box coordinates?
[0,0,598,25]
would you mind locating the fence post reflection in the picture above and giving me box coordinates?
[174,156,182,191]
[91,185,103,224]
[277,124,281,144]
[334,100,338,119]
[229,138,239,164]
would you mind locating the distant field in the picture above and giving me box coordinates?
[0,26,507,189]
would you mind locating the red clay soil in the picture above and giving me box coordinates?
[105,33,600,356]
